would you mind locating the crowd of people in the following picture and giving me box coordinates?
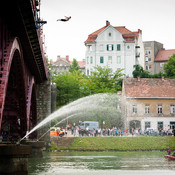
[70,127,129,137]
[68,126,175,137]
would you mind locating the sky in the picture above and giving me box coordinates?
[40,0,175,61]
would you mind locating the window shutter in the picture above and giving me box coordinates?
[112,45,114,50]
[107,45,109,51]
[117,44,120,51]
[100,57,103,63]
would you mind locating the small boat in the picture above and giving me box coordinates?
[164,155,175,160]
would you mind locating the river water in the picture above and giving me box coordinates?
[28,151,175,175]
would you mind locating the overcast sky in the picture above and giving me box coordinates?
[40,0,175,61]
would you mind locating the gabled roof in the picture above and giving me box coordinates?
[123,78,175,98]
[154,49,175,62]
[85,21,141,43]
[53,57,70,65]
[78,61,85,68]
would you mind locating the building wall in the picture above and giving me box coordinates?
[124,98,175,132]
[154,61,167,73]
[144,41,164,74]
[85,26,144,77]
[136,33,145,68]
[52,59,70,74]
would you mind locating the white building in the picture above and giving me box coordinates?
[85,21,144,77]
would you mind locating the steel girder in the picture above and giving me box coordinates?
[0,36,37,140]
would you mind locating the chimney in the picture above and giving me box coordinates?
[66,55,69,62]
[138,29,142,34]
[106,20,110,26]
[57,55,60,60]
[162,76,165,81]
[137,76,140,82]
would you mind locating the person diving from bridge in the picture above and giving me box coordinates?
[57,16,71,22]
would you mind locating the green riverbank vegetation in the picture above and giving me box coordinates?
[49,136,175,152]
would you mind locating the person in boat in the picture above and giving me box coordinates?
[167,146,171,155]
[57,16,71,22]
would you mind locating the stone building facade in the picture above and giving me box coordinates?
[122,77,175,133]
[143,41,164,74]
[52,56,85,74]
[52,56,70,74]
[85,21,144,77]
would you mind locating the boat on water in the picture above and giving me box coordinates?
[164,155,175,160]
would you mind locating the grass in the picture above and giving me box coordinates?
[49,136,175,151]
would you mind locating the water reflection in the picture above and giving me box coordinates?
[28,151,175,175]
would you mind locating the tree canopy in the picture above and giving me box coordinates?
[69,58,80,72]
[52,66,123,108]
[132,65,166,78]
[132,65,151,78]
[89,66,123,93]
[164,54,175,78]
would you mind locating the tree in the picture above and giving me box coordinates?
[54,71,81,106]
[53,66,123,108]
[164,54,175,78]
[89,66,123,94]
[132,65,151,78]
[69,58,80,72]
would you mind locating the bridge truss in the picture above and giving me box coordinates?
[0,0,48,140]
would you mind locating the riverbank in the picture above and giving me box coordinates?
[50,136,175,151]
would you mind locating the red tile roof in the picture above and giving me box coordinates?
[78,61,85,68]
[123,78,175,98]
[85,22,141,43]
[155,49,175,62]
[69,61,85,68]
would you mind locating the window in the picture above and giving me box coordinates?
[87,57,89,64]
[127,45,130,49]
[157,121,163,131]
[145,104,150,114]
[170,105,175,114]
[170,122,175,129]
[146,50,151,55]
[90,45,92,51]
[117,44,121,51]
[108,56,112,64]
[109,32,112,37]
[117,56,121,64]
[87,69,89,75]
[145,56,148,62]
[145,121,151,130]
[146,65,149,70]
[158,105,162,114]
[148,58,151,61]
[100,56,104,64]
[107,44,114,51]
[133,105,137,114]
[90,56,93,64]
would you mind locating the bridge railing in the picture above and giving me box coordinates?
[30,0,49,79]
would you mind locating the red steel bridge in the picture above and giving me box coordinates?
[0,0,48,141]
